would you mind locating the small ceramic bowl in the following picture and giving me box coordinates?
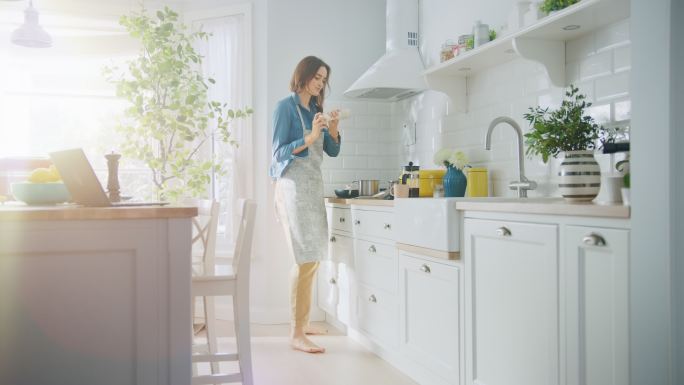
[334,189,360,199]
[11,182,71,205]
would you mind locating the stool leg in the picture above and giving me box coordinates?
[203,296,220,374]
[234,289,253,385]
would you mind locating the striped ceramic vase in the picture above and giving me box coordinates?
[558,150,601,201]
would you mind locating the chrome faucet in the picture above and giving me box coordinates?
[484,116,537,198]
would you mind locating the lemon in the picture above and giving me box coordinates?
[49,165,62,181]
[28,167,60,183]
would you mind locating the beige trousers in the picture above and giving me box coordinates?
[290,261,319,328]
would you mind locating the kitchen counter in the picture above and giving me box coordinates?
[325,197,395,207]
[0,202,194,385]
[0,202,197,221]
[326,196,630,218]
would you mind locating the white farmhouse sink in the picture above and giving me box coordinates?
[394,198,462,252]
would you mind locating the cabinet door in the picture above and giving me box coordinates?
[316,260,338,317]
[400,253,461,384]
[464,218,559,385]
[564,226,629,385]
[329,232,354,265]
[356,283,399,349]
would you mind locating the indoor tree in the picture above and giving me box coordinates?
[104,6,252,201]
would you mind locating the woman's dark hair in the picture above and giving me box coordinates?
[290,56,331,111]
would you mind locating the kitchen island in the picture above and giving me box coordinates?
[0,204,197,385]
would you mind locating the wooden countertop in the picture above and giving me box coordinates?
[325,197,630,218]
[0,202,198,221]
[325,197,395,207]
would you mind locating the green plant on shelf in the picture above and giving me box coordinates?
[539,0,580,13]
[489,29,497,41]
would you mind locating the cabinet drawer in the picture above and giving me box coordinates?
[354,239,397,294]
[327,206,352,232]
[328,232,353,265]
[356,283,399,349]
[351,208,394,240]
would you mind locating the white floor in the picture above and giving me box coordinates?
[194,320,418,385]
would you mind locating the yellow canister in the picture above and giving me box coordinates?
[466,168,488,197]
[418,169,446,197]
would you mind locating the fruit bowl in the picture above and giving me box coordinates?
[11,182,71,205]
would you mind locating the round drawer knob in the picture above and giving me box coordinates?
[384,223,391,230]
[329,236,336,243]
[368,294,377,303]
[354,220,361,225]
[368,245,376,253]
[420,264,431,273]
[329,278,337,284]
[339,217,345,223]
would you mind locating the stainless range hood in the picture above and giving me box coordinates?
[344,0,426,101]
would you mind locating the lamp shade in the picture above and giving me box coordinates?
[11,2,52,48]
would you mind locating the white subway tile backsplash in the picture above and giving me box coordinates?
[321,156,343,169]
[614,99,631,121]
[386,18,632,199]
[367,102,393,115]
[342,128,367,142]
[587,103,612,124]
[595,71,630,102]
[343,156,368,169]
[579,51,612,81]
[595,19,630,52]
[336,100,368,115]
[613,45,631,73]
[329,170,357,184]
[354,115,380,129]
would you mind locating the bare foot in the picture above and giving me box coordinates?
[304,324,329,335]
[290,335,325,353]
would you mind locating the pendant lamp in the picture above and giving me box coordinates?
[11,0,52,48]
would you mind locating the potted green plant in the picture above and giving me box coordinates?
[539,0,581,14]
[104,6,252,201]
[434,148,468,197]
[616,157,630,205]
[523,85,602,201]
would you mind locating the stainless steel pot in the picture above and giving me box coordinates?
[356,180,379,196]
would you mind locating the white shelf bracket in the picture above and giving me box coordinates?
[423,74,467,113]
[513,37,566,87]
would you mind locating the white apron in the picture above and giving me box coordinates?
[274,98,328,264]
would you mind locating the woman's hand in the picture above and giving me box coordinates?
[305,113,326,146]
[327,110,340,143]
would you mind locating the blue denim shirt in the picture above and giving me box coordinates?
[269,92,341,179]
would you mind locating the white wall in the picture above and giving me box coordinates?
[631,0,674,384]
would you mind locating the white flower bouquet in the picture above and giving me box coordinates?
[434,148,468,170]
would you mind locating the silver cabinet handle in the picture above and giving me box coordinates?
[368,245,377,253]
[420,264,431,273]
[329,278,337,284]
[368,294,377,303]
[583,233,606,246]
[339,217,345,223]
[329,236,336,243]
[354,219,361,225]
[384,223,392,230]
[496,227,512,237]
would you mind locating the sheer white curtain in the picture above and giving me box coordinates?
[193,9,253,251]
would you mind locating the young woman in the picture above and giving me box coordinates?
[270,56,341,353]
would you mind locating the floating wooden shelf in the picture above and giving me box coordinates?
[423,0,630,111]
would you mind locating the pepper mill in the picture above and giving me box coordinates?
[105,152,121,202]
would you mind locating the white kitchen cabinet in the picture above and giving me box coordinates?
[563,225,629,385]
[316,260,352,325]
[355,282,399,350]
[328,232,354,265]
[399,252,462,385]
[464,218,560,385]
[327,205,352,233]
